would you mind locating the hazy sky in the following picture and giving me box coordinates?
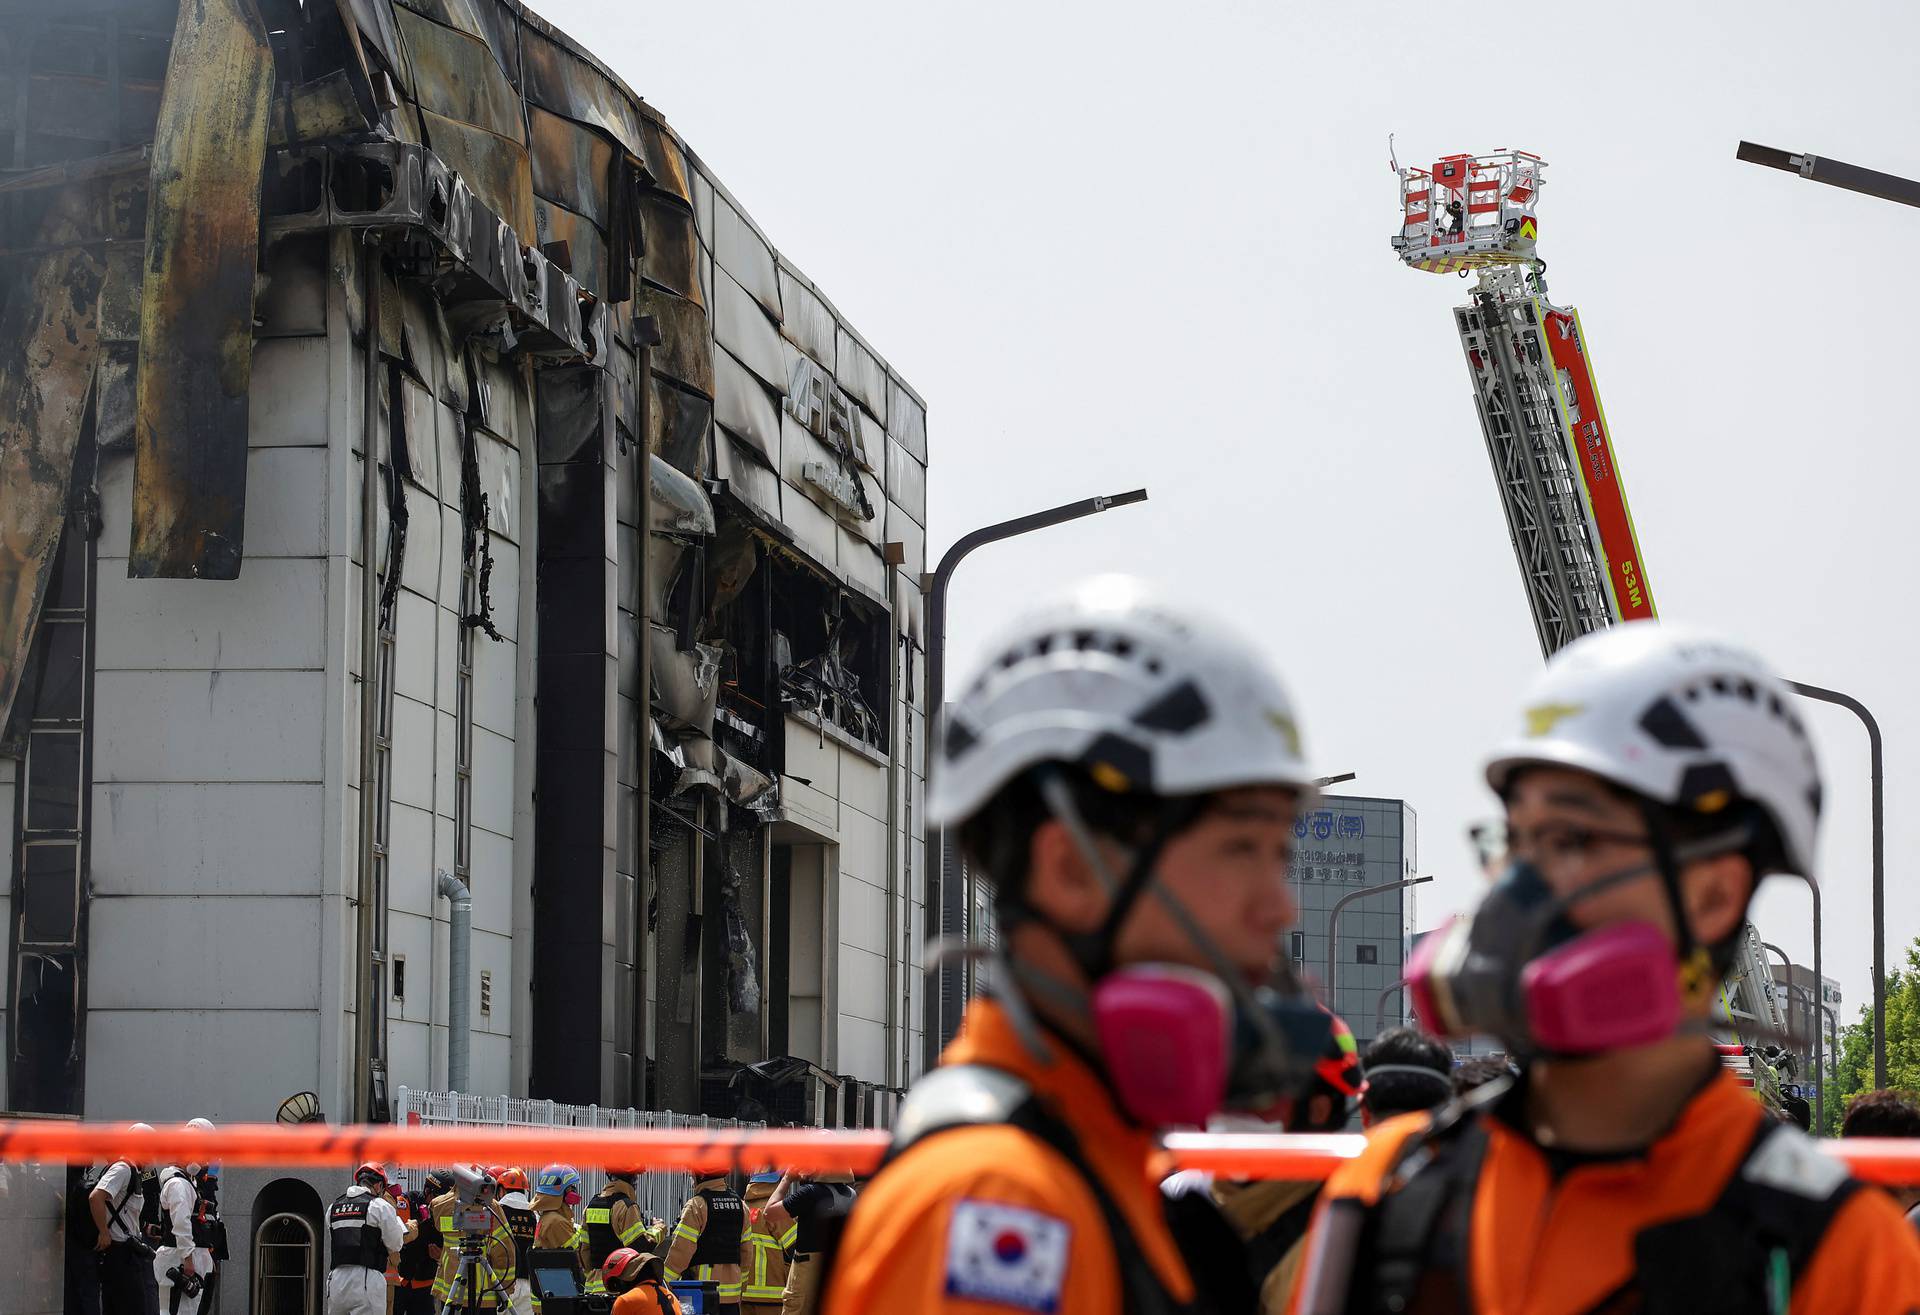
[541,0,1920,1022]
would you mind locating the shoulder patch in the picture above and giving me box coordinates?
[1741,1125,1850,1200]
[944,1198,1071,1313]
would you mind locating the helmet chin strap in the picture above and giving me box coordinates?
[1033,773,1299,1066]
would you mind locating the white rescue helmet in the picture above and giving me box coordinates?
[125,1122,155,1170]
[927,575,1314,827]
[1484,622,1821,880]
[181,1117,213,1173]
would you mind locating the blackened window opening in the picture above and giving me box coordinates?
[6,433,98,1116]
[768,555,889,752]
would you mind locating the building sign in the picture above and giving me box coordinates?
[1292,809,1369,882]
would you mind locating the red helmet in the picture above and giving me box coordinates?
[355,1162,388,1190]
[495,1166,528,1194]
[602,1248,657,1288]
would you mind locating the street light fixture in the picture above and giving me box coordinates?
[1326,875,1433,1029]
[1786,680,1884,1089]
[1760,939,1824,1133]
[921,489,1151,1062]
[1737,143,1898,1090]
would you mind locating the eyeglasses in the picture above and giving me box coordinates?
[1468,819,1653,877]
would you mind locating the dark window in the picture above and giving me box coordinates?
[11,953,79,1115]
[1355,943,1378,965]
[25,730,82,833]
[1290,930,1305,961]
[20,843,78,945]
[391,956,406,1002]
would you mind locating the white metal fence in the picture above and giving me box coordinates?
[392,1087,763,1225]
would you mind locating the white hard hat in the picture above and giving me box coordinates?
[124,1123,155,1169]
[1484,621,1821,879]
[928,575,1314,827]
[184,1118,215,1132]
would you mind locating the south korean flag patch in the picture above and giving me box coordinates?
[944,1199,1072,1312]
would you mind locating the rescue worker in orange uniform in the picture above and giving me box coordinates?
[1291,623,1920,1312]
[823,576,1331,1315]
[603,1247,683,1315]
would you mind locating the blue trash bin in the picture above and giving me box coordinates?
[667,1280,720,1313]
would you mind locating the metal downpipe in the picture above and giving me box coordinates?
[440,869,473,1093]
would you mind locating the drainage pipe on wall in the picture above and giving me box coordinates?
[439,869,473,1093]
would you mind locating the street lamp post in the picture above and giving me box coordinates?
[1787,681,1884,1089]
[1374,981,1407,1038]
[922,489,1151,1062]
[1760,939,1823,1133]
[1326,876,1433,1029]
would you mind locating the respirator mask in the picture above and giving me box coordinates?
[1022,773,1330,1128]
[1405,820,1746,1056]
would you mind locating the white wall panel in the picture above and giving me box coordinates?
[836,944,887,1025]
[93,670,324,782]
[93,558,326,672]
[91,782,325,898]
[84,1008,322,1123]
[249,338,330,446]
[836,872,885,956]
[89,895,323,1011]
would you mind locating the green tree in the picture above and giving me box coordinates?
[1819,936,1920,1136]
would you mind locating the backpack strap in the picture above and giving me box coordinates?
[1625,1119,1862,1315]
[1361,1116,1488,1315]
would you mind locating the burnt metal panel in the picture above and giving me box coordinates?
[534,198,609,307]
[711,196,779,320]
[834,324,888,427]
[393,5,524,144]
[637,116,690,205]
[516,23,647,163]
[0,184,107,731]
[776,266,835,372]
[640,191,701,306]
[640,289,714,398]
[415,109,535,239]
[712,270,784,394]
[713,347,780,470]
[650,377,711,483]
[712,433,782,531]
[127,0,273,580]
[889,372,928,464]
[527,105,615,230]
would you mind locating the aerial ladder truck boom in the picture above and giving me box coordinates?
[1393,150,1792,1076]
[1391,151,1656,660]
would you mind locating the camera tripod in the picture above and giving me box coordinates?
[436,1227,514,1315]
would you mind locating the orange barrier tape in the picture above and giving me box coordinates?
[5,1122,1920,1185]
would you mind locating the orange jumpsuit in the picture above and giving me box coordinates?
[822,999,1194,1314]
[1292,1067,1920,1313]
[611,1280,683,1315]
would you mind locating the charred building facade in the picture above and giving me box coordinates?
[0,0,930,1140]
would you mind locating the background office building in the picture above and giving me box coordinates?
[1288,794,1419,1049]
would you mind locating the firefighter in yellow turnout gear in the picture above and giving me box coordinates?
[738,1173,793,1315]
[582,1171,656,1296]
[428,1169,516,1311]
[663,1170,746,1312]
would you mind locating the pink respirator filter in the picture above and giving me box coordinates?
[1091,965,1233,1129]
[1521,920,1683,1054]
